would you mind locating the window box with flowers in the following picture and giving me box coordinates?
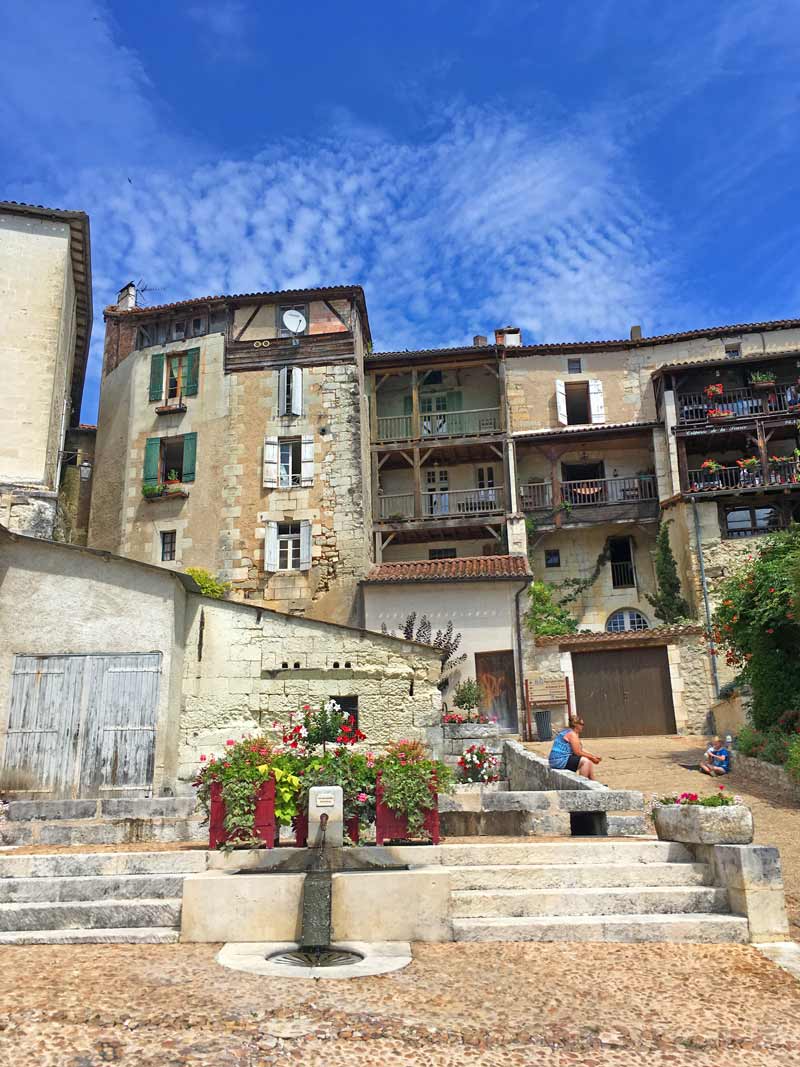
[749,369,777,391]
[375,739,454,844]
[650,787,753,844]
[707,407,736,424]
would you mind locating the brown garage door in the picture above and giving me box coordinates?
[571,646,676,737]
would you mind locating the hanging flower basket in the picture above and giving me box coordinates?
[208,778,278,849]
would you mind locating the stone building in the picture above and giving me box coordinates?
[0,527,442,799]
[0,201,92,538]
[88,283,373,625]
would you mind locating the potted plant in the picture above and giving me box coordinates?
[457,744,500,784]
[704,382,724,400]
[736,457,759,471]
[142,483,164,499]
[707,407,736,423]
[749,369,777,391]
[193,738,301,851]
[701,458,722,474]
[164,468,181,485]
[452,678,485,717]
[650,786,753,844]
[375,739,454,844]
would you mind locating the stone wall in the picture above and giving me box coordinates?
[177,596,443,785]
[504,739,605,791]
[731,753,800,804]
[668,634,717,733]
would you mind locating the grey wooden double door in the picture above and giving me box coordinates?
[2,653,162,798]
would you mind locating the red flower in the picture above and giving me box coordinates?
[223,762,231,768]
[199,755,206,762]
[767,628,774,634]
[226,740,235,746]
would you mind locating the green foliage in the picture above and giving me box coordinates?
[711,526,800,729]
[785,736,800,784]
[298,750,376,827]
[557,542,612,606]
[655,788,738,807]
[735,724,763,757]
[141,483,164,499]
[761,730,791,765]
[646,522,693,624]
[378,740,454,838]
[453,678,484,710]
[186,567,231,599]
[524,581,579,637]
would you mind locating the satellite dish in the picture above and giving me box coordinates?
[282,309,307,335]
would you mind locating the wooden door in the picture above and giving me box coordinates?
[475,650,517,731]
[2,653,162,798]
[571,646,676,737]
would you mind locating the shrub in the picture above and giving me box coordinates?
[646,522,693,624]
[761,730,791,766]
[785,736,800,784]
[525,581,578,637]
[186,567,231,599]
[735,723,764,757]
[453,679,484,710]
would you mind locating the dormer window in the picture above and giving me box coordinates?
[725,343,742,359]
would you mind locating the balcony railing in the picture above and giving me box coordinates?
[676,386,800,427]
[520,475,658,517]
[377,486,506,522]
[375,407,501,443]
[686,461,800,494]
[611,561,636,588]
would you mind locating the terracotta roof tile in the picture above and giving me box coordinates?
[536,624,705,646]
[512,420,657,440]
[365,554,531,584]
[106,284,366,317]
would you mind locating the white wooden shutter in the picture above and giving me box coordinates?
[265,522,279,571]
[299,521,312,571]
[291,367,303,416]
[278,367,288,415]
[263,435,279,487]
[589,380,606,424]
[555,379,568,425]
[300,435,314,486]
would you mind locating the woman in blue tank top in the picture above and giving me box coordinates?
[548,717,602,780]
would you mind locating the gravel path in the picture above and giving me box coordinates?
[527,733,800,938]
[2,940,800,1066]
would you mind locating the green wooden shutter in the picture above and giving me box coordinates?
[184,348,199,396]
[149,353,165,402]
[143,438,161,485]
[182,433,197,482]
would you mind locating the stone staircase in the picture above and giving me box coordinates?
[0,849,207,944]
[439,840,749,943]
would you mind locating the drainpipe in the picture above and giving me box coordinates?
[691,497,720,697]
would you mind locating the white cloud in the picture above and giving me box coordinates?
[187,1,249,47]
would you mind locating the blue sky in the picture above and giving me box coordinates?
[2,1,800,421]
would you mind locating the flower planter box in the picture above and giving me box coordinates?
[653,803,753,845]
[751,381,776,392]
[708,414,736,425]
[375,780,440,845]
[292,809,360,846]
[208,778,277,849]
[155,403,187,415]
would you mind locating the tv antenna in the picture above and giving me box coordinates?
[282,308,307,346]
[134,279,166,308]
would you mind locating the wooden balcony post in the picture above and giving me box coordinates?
[369,372,378,441]
[677,436,689,494]
[756,420,770,483]
[549,450,562,526]
[498,357,507,430]
[411,369,420,440]
[412,446,422,519]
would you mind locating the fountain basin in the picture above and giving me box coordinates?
[216,940,413,979]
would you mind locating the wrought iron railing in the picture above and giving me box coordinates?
[686,460,800,493]
[610,561,636,588]
[676,386,800,426]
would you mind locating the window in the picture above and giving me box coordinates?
[424,370,444,386]
[279,438,302,487]
[567,358,582,374]
[545,549,561,568]
[265,520,312,571]
[137,324,155,349]
[556,379,604,425]
[278,523,301,570]
[429,547,457,559]
[609,536,635,588]
[424,467,450,514]
[278,366,303,416]
[173,320,186,341]
[331,695,359,729]
[263,435,314,488]
[724,506,780,539]
[606,609,649,633]
[724,343,742,359]
[143,433,197,485]
[476,466,496,489]
[148,350,199,403]
[160,530,176,562]
[278,304,308,337]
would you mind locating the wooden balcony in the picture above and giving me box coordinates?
[374,407,502,444]
[676,386,800,427]
[519,475,659,525]
[376,486,506,523]
[685,460,800,495]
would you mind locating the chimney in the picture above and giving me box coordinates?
[473,334,488,347]
[630,324,642,341]
[117,281,137,311]
[494,325,522,347]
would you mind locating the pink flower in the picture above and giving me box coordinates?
[199,755,206,762]
[226,740,235,746]
[357,792,368,803]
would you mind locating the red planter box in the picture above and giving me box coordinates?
[293,810,360,846]
[375,781,439,845]
[209,778,277,849]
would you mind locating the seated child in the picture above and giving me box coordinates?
[700,736,730,776]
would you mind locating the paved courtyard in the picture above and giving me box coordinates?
[2,939,800,1066]
[527,733,800,938]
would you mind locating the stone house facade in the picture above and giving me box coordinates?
[0,201,92,539]
[88,284,374,626]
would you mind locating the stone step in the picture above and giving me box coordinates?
[452,913,750,943]
[0,873,186,903]
[0,850,208,879]
[448,861,713,891]
[436,840,694,867]
[450,885,730,919]
[0,898,182,932]
[0,926,180,945]
[4,798,198,821]
[1,817,207,848]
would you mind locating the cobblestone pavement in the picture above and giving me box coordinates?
[2,940,800,1066]
[527,733,800,938]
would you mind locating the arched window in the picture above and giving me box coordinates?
[606,609,649,633]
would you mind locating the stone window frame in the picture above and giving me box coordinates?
[160,529,177,562]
